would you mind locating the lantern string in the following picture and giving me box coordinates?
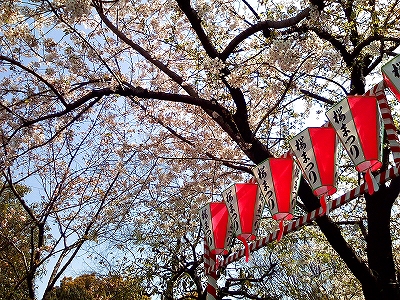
[277,219,284,242]
[365,169,379,195]
[319,195,327,216]
[237,236,250,262]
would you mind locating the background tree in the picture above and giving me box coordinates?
[1,0,400,299]
[47,273,150,300]
[0,184,34,300]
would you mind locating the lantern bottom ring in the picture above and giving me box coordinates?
[211,249,229,255]
[272,213,293,221]
[356,160,382,173]
[314,186,337,197]
[237,233,256,241]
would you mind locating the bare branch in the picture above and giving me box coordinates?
[300,89,335,105]
[0,55,68,107]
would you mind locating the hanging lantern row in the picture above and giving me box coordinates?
[200,95,384,259]
[200,53,400,258]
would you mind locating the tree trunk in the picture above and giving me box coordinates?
[297,179,379,292]
[364,176,400,299]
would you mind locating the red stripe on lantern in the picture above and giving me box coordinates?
[348,96,382,172]
[382,65,400,101]
[309,128,337,196]
[235,183,258,240]
[210,203,230,255]
[269,158,294,221]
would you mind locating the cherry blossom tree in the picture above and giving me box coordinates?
[1,0,400,299]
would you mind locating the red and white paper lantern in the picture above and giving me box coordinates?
[289,127,338,214]
[326,95,384,194]
[252,157,301,241]
[222,183,264,261]
[382,54,400,101]
[200,202,232,255]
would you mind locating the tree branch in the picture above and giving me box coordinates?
[176,0,219,58]
[297,179,378,291]
[221,77,253,142]
[300,89,335,105]
[303,25,353,66]
[220,7,311,60]
[0,55,68,107]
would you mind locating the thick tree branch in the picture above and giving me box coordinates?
[341,0,359,47]
[221,77,253,142]
[300,89,335,105]
[304,26,353,66]
[220,7,311,61]
[176,0,219,58]
[351,35,383,61]
[297,179,378,291]
[365,176,400,299]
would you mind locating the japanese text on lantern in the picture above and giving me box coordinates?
[293,135,317,184]
[253,201,263,231]
[291,167,300,208]
[256,165,276,211]
[200,207,213,248]
[224,188,240,232]
[331,106,360,159]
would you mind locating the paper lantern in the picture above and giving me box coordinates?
[289,127,338,214]
[326,95,384,194]
[382,54,400,101]
[252,157,301,241]
[199,202,232,255]
[222,183,264,261]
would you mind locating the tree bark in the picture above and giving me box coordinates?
[364,176,400,299]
